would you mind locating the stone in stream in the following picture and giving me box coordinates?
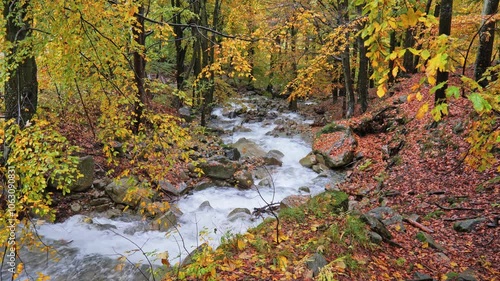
[159,180,189,196]
[280,195,311,209]
[234,170,254,189]
[198,156,240,180]
[231,137,267,158]
[104,177,151,208]
[227,208,251,221]
[299,153,318,168]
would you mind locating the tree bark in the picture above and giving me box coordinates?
[171,0,187,108]
[340,0,354,118]
[132,4,149,134]
[474,0,500,86]
[357,5,369,113]
[288,25,298,111]
[435,0,453,104]
[4,0,38,127]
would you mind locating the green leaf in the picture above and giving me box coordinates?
[446,86,460,99]
[468,93,492,113]
[430,81,447,94]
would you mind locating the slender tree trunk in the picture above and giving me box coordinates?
[132,5,149,134]
[288,26,298,111]
[340,0,354,118]
[357,5,369,113]
[403,28,416,73]
[388,31,397,85]
[474,0,500,86]
[171,0,187,108]
[435,0,453,104]
[4,0,38,127]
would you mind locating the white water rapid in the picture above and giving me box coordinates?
[4,97,343,281]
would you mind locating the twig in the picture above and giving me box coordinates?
[106,229,156,281]
[403,218,434,233]
[443,216,481,222]
[434,203,484,212]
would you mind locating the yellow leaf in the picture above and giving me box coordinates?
[377,85,386,97]
[392,66,399,78]
[237,238,245,251]
[422,241,429,249]
[415,263,424,269]
[416,92,423,101]
[278,255,288,271]
[416,103,429,119]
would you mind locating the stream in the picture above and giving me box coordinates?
[3,95,344,281]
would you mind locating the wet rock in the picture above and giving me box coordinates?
[151,211,178,232]
[105,177,141,207]
[264,156,282,166]
[299,186,311,193]
[416,232,445,252]
[159,180,189,196]
[299,153,318,168]
[312,163,329,174]
[267,150,284,160]
[70,202,82,213]
[103,209,122,219]
[253,167,269,179]
[314,123,357,168]
[89,197,111,206]
[367,206,404,229]
[228,208,251,221]
[234,171,254,189]
[453,218,485,232]
[199,156,239,180]
[198,201,213,210]
[258,178,271,187]
[280,195,311,209]
[231,138,267,158]
[306,253,327,277]
[224,147,241,161]
[94,223,118,231]
[193,179,215,191]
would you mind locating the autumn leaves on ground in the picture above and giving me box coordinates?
[164,75,499,281]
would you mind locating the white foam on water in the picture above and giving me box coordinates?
[13,99,332,280]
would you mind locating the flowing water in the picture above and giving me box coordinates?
[4,97,343,281]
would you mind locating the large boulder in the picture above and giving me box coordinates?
[158,180,189,196]
[198,156,240,180]
[234,170,254,189]
[313,123,357,168]
[231,138,267,158]
[72,156,95,192]
[105,177,150,208]
[280,195,311,209]
[50,156,94,192]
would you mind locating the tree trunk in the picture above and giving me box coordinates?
[288,26,298,111]
[403,28,416,73]
[474,0,500,86]
[357,5,369,113]
[132,4,149,134]
[4,0,38,127]
[435,0,453,104]
[388,31,397,85]
[172,0,187,108]
[340,0,354,118]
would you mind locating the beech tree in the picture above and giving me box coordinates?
[474,0,500,86]
[3,0,38,127]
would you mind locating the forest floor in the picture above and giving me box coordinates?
[174,74,499,281]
